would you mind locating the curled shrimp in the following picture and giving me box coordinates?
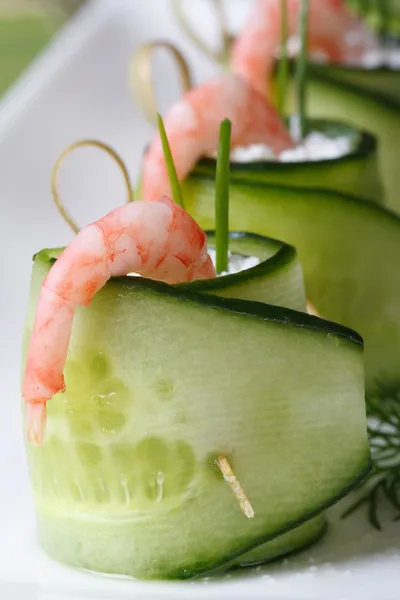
[23,196,216,445]
[231,0,379,97]
[141,75,294,201]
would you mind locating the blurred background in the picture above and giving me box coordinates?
[3,0,398,100]
[0,0,85,96]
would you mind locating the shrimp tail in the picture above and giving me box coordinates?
[26,403,47,445]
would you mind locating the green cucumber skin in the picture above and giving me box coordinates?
[288,66,400,212]
[197,121,382,203]
[312,64,400,106]
[25,266,370,580]
[183,174,400,392]
[228,514,326,569]
[186,232,306,312]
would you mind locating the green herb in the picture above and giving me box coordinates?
[215,119,232,275]
[157,113,185,208]
[342,379,400,529]
[277,0,289,119]
[295,0,309,140]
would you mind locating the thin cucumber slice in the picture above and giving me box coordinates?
[37,236,314,568]
[187,232,306,312]
[183,173,400,392]
[24,253,370,580]
[196,120,382,203]
[310,63,400,106]
[282,64,400,211]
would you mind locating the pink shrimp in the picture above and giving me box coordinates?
[231,0,379,97]
[141,75,294,201]
[23,196,216,446]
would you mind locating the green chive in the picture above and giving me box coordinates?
[295,0,309,140]
[157,113,185,208]
[215,119,231,275]
[277,0,289,119]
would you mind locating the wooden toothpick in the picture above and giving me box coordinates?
[306,300,321,318]
[216,456,255,519]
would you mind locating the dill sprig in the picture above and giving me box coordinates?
[343,378,400,529]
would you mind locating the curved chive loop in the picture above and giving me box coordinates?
[51,140,134,234]
[172,0,231,68]
[277,0,289,119]
[215,118,232,275]
[295,0,309,140]
[157,113,185,208]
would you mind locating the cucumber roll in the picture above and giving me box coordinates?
[24,247,369,579]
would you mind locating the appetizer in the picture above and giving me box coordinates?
[174,0,400,209]
[22,124,369,579]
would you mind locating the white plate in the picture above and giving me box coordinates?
[0,1,399,598]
